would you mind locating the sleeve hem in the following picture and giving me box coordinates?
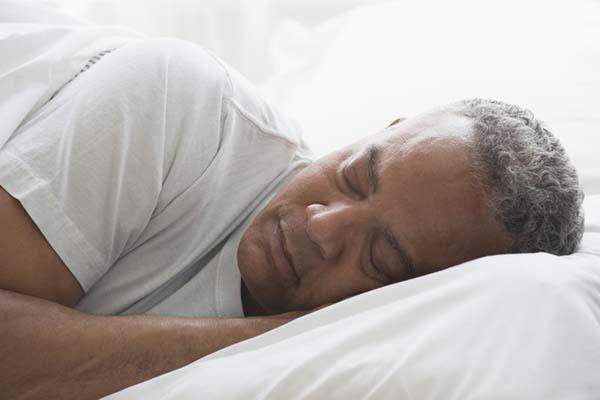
[0,150,107,292]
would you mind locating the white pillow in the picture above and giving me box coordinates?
[105,195,600,399]
[258,0,600,195]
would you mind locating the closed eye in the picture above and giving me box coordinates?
[369,232,389,283]
[342,166,363,199]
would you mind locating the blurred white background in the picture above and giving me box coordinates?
[31,0,600,193]
[44,0,388,83]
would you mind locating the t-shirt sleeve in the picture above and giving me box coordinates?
[0,38,230,293]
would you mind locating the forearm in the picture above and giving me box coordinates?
[0,289,272,400]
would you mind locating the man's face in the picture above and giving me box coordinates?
[237,110,513,315]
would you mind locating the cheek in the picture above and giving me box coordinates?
[287,262,383,310]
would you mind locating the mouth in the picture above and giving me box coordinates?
[270,218,299,283]
[279,220,298,278]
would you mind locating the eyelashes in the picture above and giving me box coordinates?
[342,167,359,195]
[369,232,389,281]
[342,164,365,199]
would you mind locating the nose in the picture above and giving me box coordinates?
[306,202,367,260]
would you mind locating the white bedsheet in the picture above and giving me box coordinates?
[3,3,598,398]
[105,195,600,399]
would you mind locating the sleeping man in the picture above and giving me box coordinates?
[0,38,584,399]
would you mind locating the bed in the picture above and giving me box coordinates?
[2,0,599,399]
[105,1,600,398]
[106,196,600,399]
[106,1,600,398]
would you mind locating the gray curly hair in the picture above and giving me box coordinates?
[449,98,584,255]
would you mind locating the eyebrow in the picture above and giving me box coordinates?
[365,145,416,276]
[366,145,379,194]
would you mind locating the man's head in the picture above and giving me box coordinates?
[237,98,584,315]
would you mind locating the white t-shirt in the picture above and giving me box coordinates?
[0,37,314,318]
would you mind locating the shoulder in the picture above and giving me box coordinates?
[221,63,306,150]
[113,37,310,151]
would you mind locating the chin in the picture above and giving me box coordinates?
[237,225,274,313]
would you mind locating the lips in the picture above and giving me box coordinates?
[279,221,297,276]
[269,218,299,283]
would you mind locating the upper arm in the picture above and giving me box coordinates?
[0,186,83,307]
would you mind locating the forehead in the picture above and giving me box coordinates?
[386,110,474,147]
[372,112,476,189]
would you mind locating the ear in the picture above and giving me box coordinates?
[387,117,406,128]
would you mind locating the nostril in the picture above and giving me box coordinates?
[309,232,327,259]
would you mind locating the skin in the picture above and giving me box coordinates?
[0,107,513,399]
[238,109,514,316]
